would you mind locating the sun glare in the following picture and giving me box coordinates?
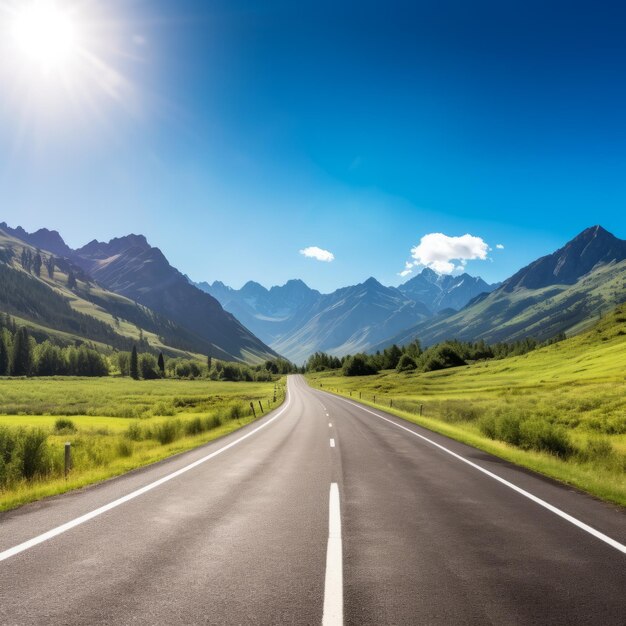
[11,0,79,75]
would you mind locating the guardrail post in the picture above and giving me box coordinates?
[64,442,72,478]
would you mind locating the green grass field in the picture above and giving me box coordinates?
[0,377,285,511]
[307,304,626,507]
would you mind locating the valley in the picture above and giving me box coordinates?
[307,302,626,506]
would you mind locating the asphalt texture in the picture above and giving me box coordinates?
[0,374,624,625]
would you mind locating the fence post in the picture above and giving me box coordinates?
[390,399,393,408]
[359,392,361,399]
[258,400,264,414]
[64,442,72,478]
[419,404,423,416]
[374,395,376,403]
[250,402,256,418]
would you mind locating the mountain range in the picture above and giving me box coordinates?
[2,221,624,366]
[0,223,277,363]
[201,225,626,362]
[379,226,626,349]
[197,271,499,363]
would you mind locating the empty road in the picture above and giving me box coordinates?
[1,375,625,625]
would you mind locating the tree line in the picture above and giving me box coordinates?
[305,333,567,377]
[0,314,297,380]
[0,316,108,377]
[116,347,296,382]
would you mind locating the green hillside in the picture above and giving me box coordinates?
[385,259,626,349]
[0,231,208,360]
[308,303,626,506]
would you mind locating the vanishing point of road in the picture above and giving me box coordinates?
[1,375,624,625]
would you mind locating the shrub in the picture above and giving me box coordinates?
[441,402,482,423]
[125,422,144,441]
[19,428,50,479]
[478,413,497,439]
[154,420,181,445]
[184,417,205,436]
[228,403,244,419]
[396,354,417,373]
[151,401,175,417]
[422,345,467,372]
[116,439,134,458]
[139,354,160,380]
[54,418,77,433]
[480,410,573,458]
[498,412,523,447]
[577,438,620,468]
[343,354,379,376]
[208,414,222,429]
[0,426,19,487]
[519,419,573,458]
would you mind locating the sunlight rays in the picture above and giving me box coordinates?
[0,0,139,125]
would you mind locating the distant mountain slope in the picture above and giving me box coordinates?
[398,268,499,312]
[272,278,432,363]
[72,235,277,363]
[502,225,626,291]
[377,226,626,349]
[0,222,73,258]
[0,229,209,357]
[198,278,322,346]
[0,225,277,363]
[202,277,432,363]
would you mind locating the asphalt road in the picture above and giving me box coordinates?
[0,375,624,625]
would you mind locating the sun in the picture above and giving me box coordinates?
[11,0,80,75]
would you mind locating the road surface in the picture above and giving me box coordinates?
[0,375,624,625]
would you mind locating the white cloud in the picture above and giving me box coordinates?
[407,233,490,275]
[397,261,414,277]
[299,246,335,262]
[496,243,505,250]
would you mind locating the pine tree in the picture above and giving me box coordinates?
[207,355,212,371]
[67,271,77,290]
[130,345,139,380]
[158,352,165,377]
[46,256,55,279]
[0,332,8,375]
[33,252,42,277]
[11,327,32,376]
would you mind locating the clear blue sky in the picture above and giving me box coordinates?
[1,0,625,292]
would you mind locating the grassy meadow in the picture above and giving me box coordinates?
[0,377,285,511]
[307,304,626,507]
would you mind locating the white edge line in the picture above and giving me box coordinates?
[0,387,293,563]
[327,393,626,555]
[322,483,343,626]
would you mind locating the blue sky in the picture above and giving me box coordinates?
[0,0,625,292]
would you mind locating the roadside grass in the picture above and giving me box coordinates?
[307,305,626,507]
[0,377,285,511]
